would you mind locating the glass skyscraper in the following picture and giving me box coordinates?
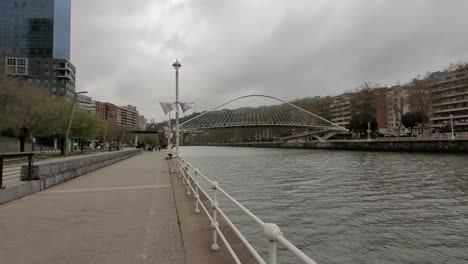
[0,0,70,60]
[0,0,75,97]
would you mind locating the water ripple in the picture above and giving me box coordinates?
[181,146,468,264]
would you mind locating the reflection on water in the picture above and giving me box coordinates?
[180,146,468,264]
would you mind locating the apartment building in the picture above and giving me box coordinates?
[117,105,139,128]
[95,101,118,124]
[77,95,96,113]
[384,86,411,135]
[430,65,468,132]
[328,94,352,128]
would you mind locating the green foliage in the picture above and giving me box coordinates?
[0,54,104,151]
[402,112,428,134]
[45,97,73,137]
[349,113,378,135]
[348,86,378,135]
[70,110,104,141]
[0,81,58,151]
[402,112,417,130]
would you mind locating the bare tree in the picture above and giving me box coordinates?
[387,86,409,136]
[1,84,57,151]
[408,79,431,133]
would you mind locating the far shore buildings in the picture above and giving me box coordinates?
[328,94,352,128]
[77,95,96,113]
[95,101,143,129]
[430,65,468,132]
[117,105,139,127]
[96,101,118,124]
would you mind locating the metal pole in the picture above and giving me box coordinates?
[194,168,200,213]
[103,113,110,151]
[168,112,171,150]
[0,157,4,189]
[186,169,191,195]
[28,154,33,180]
[64,94,78,157]
[175,68,180,154]
[264,223,281,264]
[367,122,371,141]
[65,91,87,156]
[173,59,181,153]
[268,241,277,264]
[450,115,455,140]
[211,181,219,251]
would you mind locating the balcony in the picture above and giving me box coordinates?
[431,98,468,107]
[431,114,468,121]
[432,106,468,114]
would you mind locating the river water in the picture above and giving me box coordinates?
[179,146,468,264]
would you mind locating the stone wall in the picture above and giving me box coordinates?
[0,149,142,205]
[21,149,143,188]
[210,140,468,153]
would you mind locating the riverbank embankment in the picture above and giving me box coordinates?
[195,139,468,153]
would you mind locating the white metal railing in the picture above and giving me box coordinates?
[169,152,318,264]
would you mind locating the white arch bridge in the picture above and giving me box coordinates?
[179,95,348,143]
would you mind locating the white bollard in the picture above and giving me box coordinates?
[264,223,282,264]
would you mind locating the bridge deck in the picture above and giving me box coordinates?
[0,152,185,263]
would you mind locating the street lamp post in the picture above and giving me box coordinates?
[65,91,88,157]
[450,114,455,140]
[172,59,182,153]
[367,122,371,141]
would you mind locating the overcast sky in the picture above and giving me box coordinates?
[71,0,468,122]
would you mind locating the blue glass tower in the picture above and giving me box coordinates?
[0,0,75,97]
[0,0,71,60]
[53,0,71,60]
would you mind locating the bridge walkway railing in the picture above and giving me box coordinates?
[169,152,318,264]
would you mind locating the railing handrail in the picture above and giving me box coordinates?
[0,152,35,189]
[0,152,35,158]
[171,152,318,264]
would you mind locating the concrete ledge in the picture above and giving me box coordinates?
[0,181,42,205]
[0,149,142,205]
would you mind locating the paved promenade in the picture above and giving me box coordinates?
[0,152,185,264]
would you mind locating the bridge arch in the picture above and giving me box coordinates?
[180,94,347,132]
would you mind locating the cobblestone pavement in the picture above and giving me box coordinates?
[0,152,185,264]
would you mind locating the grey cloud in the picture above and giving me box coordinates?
[71,0,468,122]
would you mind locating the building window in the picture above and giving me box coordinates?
[17,67,26,74]
[17,59,26,66]
[7,58,16,65]
[7,66,16,74]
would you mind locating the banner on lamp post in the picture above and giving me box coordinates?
[160,102,175,115]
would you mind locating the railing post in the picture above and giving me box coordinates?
[185,167,191,195]
[179,159,186,184]
[0,157,4,189]
[264,223,282,264]
[194,168,200,213]
[28,154,33,180]
[210,181,219,251]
